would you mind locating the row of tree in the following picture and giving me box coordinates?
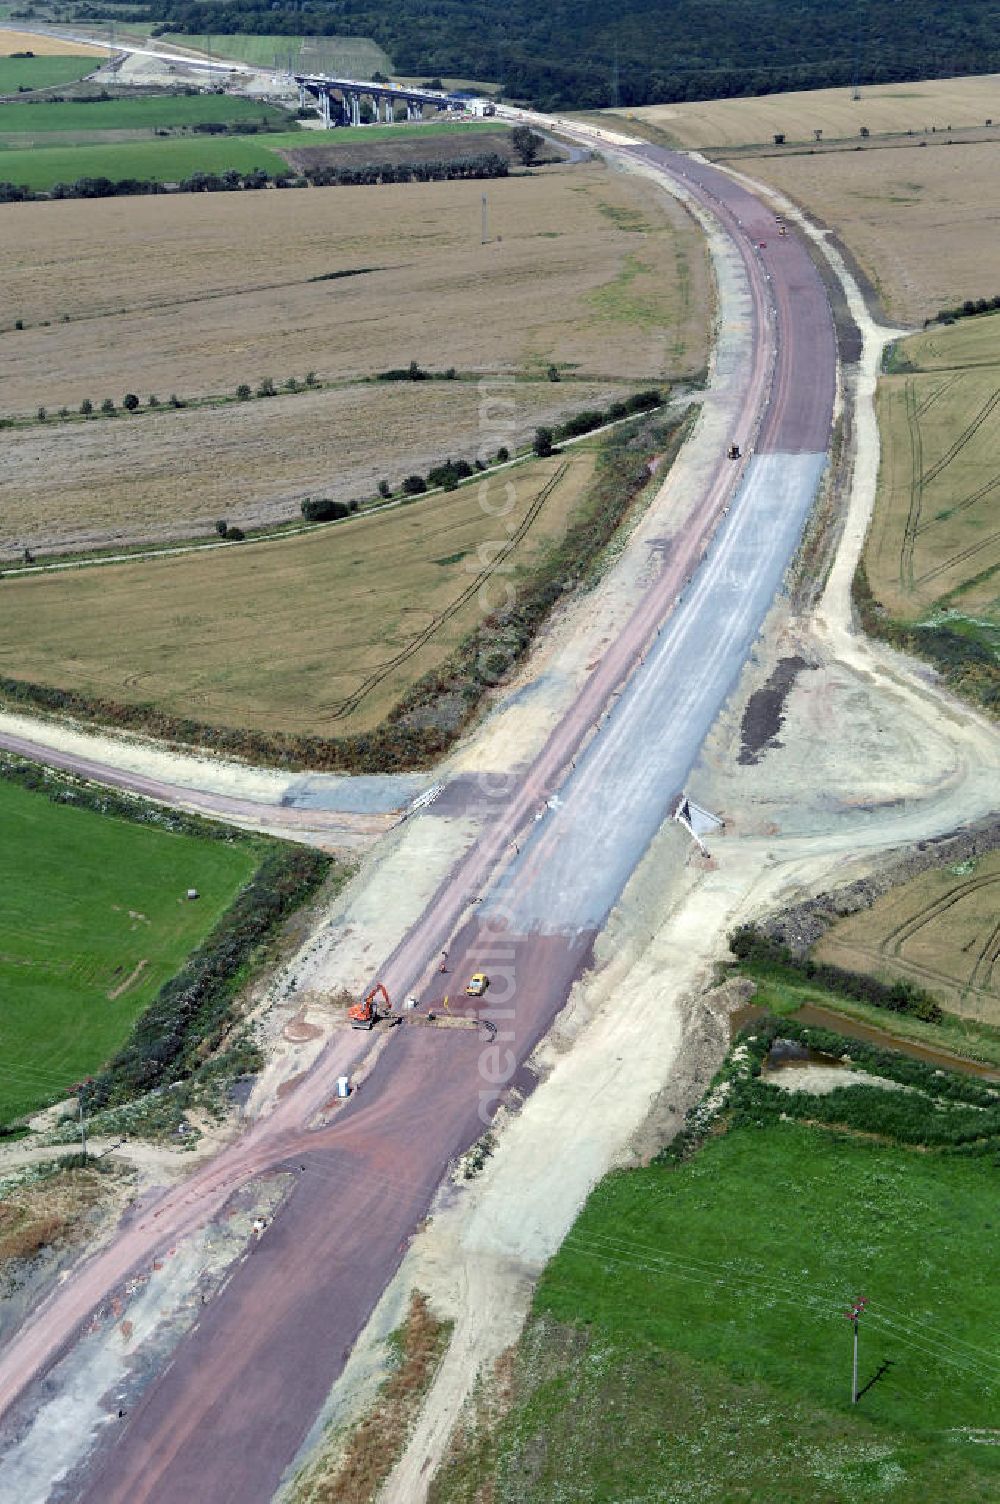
[301,152,509,187]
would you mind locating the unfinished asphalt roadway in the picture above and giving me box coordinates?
[0,146,836,1504]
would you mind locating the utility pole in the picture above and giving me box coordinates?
[74,1080,90,1159]
[844,1295,869,1403]
[481,192,489,244]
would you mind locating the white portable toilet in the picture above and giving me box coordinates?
[336,1075,351,1099]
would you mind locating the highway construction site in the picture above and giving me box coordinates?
[0,96,998,1504]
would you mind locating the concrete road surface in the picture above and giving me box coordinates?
[0,147,835,1503]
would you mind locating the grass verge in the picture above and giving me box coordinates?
[292,1291,452,1503]
[0,1155,121,1268]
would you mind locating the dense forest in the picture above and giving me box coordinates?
[74,0,1000,108]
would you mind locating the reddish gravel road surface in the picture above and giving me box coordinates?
[0,729,395,847]
[0,146,836,1503]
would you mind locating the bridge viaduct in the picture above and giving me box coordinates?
[294,74,462,127]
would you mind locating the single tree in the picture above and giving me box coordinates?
[148,394,160,407]
[100,397,115,415]
[496,445,509,462]
[547,364,560,382]
[236,383,252,401]
[378,480,392,498]
[256,376,276,398]
[533,426,554,457]
[402,474,427,495]
[511,126,543,166]
[215,519,228,537]
[80,398,93,416]
[305,370,318,387]
[37,406,47,422]
[123,393,139,411]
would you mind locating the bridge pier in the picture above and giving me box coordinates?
[319,87,331,128]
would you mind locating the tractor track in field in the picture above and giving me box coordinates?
[331,463,569,720]
[900,378,924,590]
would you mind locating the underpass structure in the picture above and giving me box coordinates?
[0,144,837,1502]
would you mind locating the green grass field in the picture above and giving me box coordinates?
[0,132,293,186]
[431,1028,1000,1504]
[0,93,290,138]
[0,54,99,92]
[286,118,506,150]
[160,31,392,76]
[0,777,259,1125]
[434,1127,1000,1503]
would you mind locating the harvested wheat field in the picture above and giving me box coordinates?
[0,28,109,56]
[729,138,1000,323]
[865,315,1000,620]
[0,378,622,556]
[619,74,1000,151]
[1,162,707,414]
[815,850,1000,1023]
[0,449,597,736]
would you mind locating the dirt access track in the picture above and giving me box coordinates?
[2,119,995,1504]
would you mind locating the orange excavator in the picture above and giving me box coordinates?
[348,981,393,1030]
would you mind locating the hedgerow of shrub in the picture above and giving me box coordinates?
[728,922,944,1022]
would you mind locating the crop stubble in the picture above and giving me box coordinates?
[0,450,598,736]
[815,850,1000,1023]
[622,75,1000,152]
[729,138,1000,323]
[1,379,621,555]
[865,317,1000,619]
[0,162,706,552]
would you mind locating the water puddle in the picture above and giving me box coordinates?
[729,1002,1000,1082]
